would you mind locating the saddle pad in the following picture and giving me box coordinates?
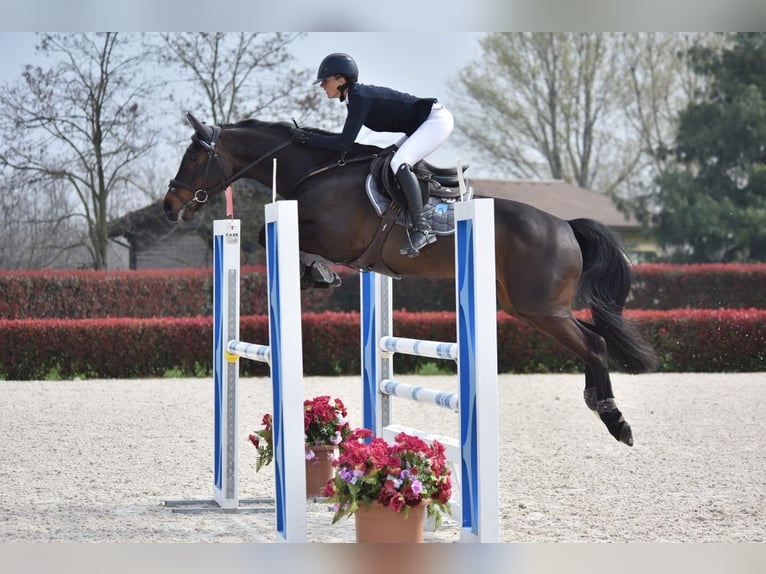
[364,175,474,236]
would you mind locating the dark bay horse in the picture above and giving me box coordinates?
[163,114,658,446]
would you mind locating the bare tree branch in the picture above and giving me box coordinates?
[448,32,715,209]
[0,32,159,269]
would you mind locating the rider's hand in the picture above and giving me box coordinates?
[291,128,309,144]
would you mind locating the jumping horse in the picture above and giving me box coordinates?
[163,113,659,446]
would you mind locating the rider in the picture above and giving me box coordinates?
[293,53,455,257]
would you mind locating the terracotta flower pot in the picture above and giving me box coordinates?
[354,500,428,543]
[305,444,336,498]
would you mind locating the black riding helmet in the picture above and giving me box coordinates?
[313,53,358,85]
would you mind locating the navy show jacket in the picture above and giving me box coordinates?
[305,83,437,152]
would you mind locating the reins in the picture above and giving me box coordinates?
[167,130,293,212]
[168,122,380,215]
[292,152,380,190]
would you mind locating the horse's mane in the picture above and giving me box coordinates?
[225,118,384,156]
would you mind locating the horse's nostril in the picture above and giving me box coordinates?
[162,200,175,221]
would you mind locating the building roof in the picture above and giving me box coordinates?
[471,179,639,229]
[109,179,638,240]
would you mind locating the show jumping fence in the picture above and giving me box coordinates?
[360,198,501,543]
[165,200,307,543]
[164,197,499,543]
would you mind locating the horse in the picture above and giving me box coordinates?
[163,113,659,447]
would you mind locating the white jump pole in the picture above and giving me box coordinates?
[361,198,500,543]
[454,198,500,543]
[167,200,307,543]
[259,200,307,542]
[213,217,242,510]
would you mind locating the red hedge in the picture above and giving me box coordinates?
[1,309,763,380]
[2,263,766,320]
[627,263,766,309]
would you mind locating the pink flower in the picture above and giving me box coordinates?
[323,429,453,529]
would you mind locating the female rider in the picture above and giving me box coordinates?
[293,53,455,257]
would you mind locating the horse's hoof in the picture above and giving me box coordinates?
[619,423,634,447]
[300,277,315,290]
[599,408,634,447]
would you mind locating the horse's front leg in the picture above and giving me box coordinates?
[258,223,340,289]
[298,251,342,289]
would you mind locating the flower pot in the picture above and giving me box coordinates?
[354,501,428,543]
[305,444,336,498]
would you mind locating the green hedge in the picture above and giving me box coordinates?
[1,309,763,380]
[2,264,765,320]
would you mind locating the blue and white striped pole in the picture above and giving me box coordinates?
[454,198,499,543]
[263,201,307,542]
[212,218,242,510]
[213,200,307,542]
[360,198,500,543]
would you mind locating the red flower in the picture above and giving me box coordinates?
[251,396,352,472]
[324,429,453,530]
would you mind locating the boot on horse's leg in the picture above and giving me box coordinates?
[396,163,436,257]
[298,252,342,290]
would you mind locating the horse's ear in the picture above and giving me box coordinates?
[186,112,214,144]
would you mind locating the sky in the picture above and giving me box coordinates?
[0,32,487,172]
[289,32,486,168]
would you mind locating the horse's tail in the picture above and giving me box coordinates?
[568,218,659,374]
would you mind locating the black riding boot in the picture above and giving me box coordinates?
[396,163,436,256]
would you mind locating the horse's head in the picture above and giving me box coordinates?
[163,113,380,223]
[163,113,230,223]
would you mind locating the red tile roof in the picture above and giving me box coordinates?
[471,179,639,228]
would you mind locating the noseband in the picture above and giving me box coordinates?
[167,125,293,221]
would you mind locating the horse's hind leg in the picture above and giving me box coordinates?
[579,328,633,446]
[522,313,634,446]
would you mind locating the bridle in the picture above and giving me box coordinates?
[166,125,293,222]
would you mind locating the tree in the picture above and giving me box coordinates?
[156,32,333,127]
[653,33,766,262]
[0,174,90,269]
[0,33,159,269]
[450,33,631,193]
[153,33,335,265]
[449,33,717,205]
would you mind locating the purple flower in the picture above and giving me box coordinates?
[387,474,403,489]
[339,468,363,485]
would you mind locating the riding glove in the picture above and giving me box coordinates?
[291,128,309,144]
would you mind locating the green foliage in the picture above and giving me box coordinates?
[1,309,765,380]
[4,264,766,321]
[415,362,453,376]
[3,264,766,379]
[655,33,766,262]
[628,263,766,309]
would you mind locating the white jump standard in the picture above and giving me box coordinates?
[361,198,501,543]
[164,200,307,543]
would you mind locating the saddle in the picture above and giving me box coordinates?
[348,149,473,277]
[294,147,472,281]
[369,150,469,203]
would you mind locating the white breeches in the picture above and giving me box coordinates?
[390,104,454,173]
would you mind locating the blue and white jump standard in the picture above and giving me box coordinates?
[165,200,307,543]
[361,198,501,543]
